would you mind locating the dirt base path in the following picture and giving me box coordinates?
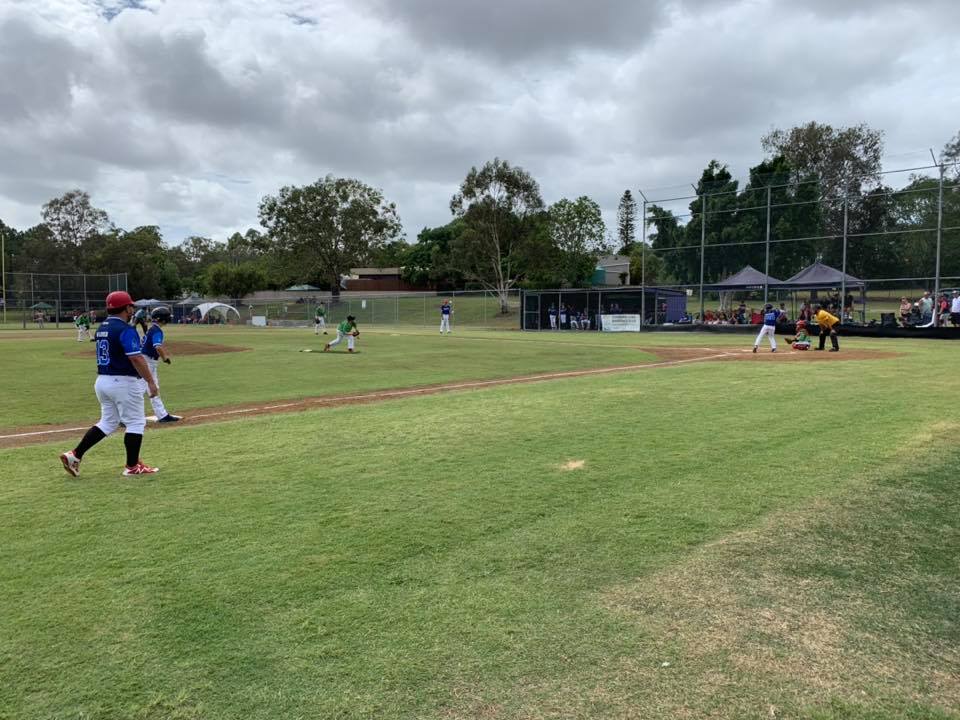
[0,346,898,449]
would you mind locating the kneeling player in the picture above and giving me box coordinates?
[785,320,811,350]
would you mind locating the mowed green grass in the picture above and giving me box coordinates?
[0,332,958,719]
[0,326,657,428]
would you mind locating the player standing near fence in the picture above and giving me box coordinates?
[141,307,182,424]
[440,299,453,334]
[752,303,781,353]
[324,315,359,352]
[59,291,160,477]
[314,304,327,335]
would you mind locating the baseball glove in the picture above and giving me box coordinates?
[352,331,360,337]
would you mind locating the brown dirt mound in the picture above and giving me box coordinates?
[64,340,249,358]
[3,346,899,449]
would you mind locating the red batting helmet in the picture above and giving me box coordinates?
[106,291,135,310]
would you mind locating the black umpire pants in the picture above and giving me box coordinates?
[818,325,840,350]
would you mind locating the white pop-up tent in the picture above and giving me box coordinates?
[194,302,241,321]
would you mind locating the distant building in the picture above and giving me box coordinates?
[593,255,631,286]
[342,268,430,292]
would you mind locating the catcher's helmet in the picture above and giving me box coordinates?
[106,291,135,310]
[796,320,807,328]
[151,306,172,323]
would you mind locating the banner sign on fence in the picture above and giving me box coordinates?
[600,314,641,332]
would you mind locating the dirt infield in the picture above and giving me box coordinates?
[0,346,900,449]
[64,340,249,358]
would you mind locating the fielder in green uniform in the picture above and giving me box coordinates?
[314,305,327,335]
[75,312,92,342]
[323,316,359,352]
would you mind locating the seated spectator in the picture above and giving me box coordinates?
[750,309,762,324]
[798,302,812,322]
[777,303,789,324]
[951,291,960,327]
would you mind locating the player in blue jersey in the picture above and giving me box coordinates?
[439,298,453,334]
[59,291,160,477]
[752,303,781,353]
[141,306,181,423]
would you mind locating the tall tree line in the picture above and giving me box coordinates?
[3,122,958,303]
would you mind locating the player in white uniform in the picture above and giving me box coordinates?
[752,303,781,353]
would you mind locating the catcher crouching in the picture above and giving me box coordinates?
[784,320,812,350]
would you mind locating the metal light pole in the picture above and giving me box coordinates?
[841,193,848,323]
[1,227,6,325]
[699,190,707,320]
[764,184,772,305]
[934,161,945,326]
[639,194,648,326]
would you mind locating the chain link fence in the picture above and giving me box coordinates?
[1,272,127,328]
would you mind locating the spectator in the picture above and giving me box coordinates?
[951,291,960,327]
[843,293,854,320]
[569,308,580,330]
[918,291,933,324]
[776,303,789,324]
[798,302,812,322]
[34,310,45,329]
[899,297,912,326]
[750,308,762,324]
[938,294,950,326]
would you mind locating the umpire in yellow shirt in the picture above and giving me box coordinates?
[813,304,840,352]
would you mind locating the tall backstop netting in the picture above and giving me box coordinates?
[1,272,128,326]
[629,160,960,327]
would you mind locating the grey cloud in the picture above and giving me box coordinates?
[117,28,282,127]
[365,0,672,61]
[0,17,88,120]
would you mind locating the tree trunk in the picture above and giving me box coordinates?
[497,285,510,314]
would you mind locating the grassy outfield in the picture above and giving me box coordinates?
[0,333,958,719]
[0,326,657,428]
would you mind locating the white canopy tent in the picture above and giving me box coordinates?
[193,302,241,321]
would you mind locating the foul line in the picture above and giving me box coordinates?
[0,351,731,443]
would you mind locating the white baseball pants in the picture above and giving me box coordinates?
[328,330,355,350]
[95,375,147,435]
[141,358,169,419]
[754,324,777,350]
[314,318,326,334]
[440,315,451,333]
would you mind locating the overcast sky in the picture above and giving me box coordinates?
[2,0,959,245]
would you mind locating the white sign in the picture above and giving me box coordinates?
[251,315,267,327]
[600,314,641,332]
